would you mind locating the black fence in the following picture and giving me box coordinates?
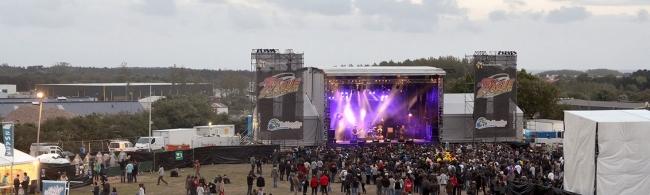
[128,145,279,170]
[506,181,578,195]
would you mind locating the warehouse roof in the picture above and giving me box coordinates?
[0,101,144,123]
[37,83,209,86]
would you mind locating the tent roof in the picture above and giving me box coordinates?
[565,110,650,123]
[0,143,36,165]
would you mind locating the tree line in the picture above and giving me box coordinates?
[12,95,246,152]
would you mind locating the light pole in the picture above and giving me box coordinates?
[36,92,44,144]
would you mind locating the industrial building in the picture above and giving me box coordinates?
[35,83,212,101]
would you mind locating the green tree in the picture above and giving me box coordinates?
[151,95,217,129]
[517,69,562,119]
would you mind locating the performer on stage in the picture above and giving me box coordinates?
[399,125,406,140]
[376,125,384,140]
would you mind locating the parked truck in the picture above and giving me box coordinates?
[134,125,240,151]
[134,128,195,151]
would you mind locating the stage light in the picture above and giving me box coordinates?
[408,113,413,117]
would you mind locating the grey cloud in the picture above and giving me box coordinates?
[354,0,464,32]
[635,9,649,22]
[558,0,650,5]
[0,0,74,28]
[489,10,509,21]
[133,0,177,16]
[546,6,591,23]
[226,5,269,31]
[268,0,353,16]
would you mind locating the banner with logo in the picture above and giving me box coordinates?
[2,122,14,157]
[42,180,68,195]
[473,51,518,138]
[256,69,305,140]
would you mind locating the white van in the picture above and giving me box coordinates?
[108,140,136,153]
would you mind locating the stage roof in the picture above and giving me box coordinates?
[323,66,446,77]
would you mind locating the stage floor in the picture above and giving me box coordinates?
[335,139,430,144]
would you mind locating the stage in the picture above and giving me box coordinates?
[323,66,445,145]
[335,139,430,144]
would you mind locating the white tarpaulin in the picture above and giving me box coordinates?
[564,110,650,195]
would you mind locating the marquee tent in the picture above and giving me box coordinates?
[563,110,650,195]
[0,143,38,180]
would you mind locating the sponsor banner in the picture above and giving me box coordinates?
[473,52,517,137]
[475,117,508,129]
[2,123,14,157]
[255,69,304,140]
[476,73,515,98]
[42,180,68,195]
[258,73,302,99]
[267,118,303,131]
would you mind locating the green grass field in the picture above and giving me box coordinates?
[70,164,379,195]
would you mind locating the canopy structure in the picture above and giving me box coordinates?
[0,143,39,180]
[564,110,650,195]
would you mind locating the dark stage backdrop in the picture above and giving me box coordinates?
[473,51,518,138]
[256,69,304,140]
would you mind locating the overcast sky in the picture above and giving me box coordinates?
[1,0,648,71]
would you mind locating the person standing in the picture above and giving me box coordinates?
[194,160,201,177]
[196,184,205,195]
[217,177,225,195]
[80,145,86,158]
[256,159,263,174]
[125,161,134,183]
[132,161,139,183]
[350,175,359,195]
[185,175,192,195]
[302,175,309,195]
[319,173,329,195]
[137,183,146,195]
[2,173,8,195]
[256,174,265,195]
[289,172,298,194]
[279,161,286,181]
[310,175,319,195]
[101,181,110,195]
[271,167,279,188]
[246,172,255,195]
[119,159,126,183]
[21,173,29,195]
[92,182,100,195]
[12,175,19,195]
[438,172,448,195]
[157,166,168,185]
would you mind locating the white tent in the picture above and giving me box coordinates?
[564,110,650,195]
[0,143,38,179]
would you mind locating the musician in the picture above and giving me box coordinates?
[399,125,406,140]
[351,126,359,142]
[376,125,384,140]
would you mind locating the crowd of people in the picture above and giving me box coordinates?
[252,143,564,195]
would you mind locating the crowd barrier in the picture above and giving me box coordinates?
[505,181,578,195]
[128,145,279,170]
